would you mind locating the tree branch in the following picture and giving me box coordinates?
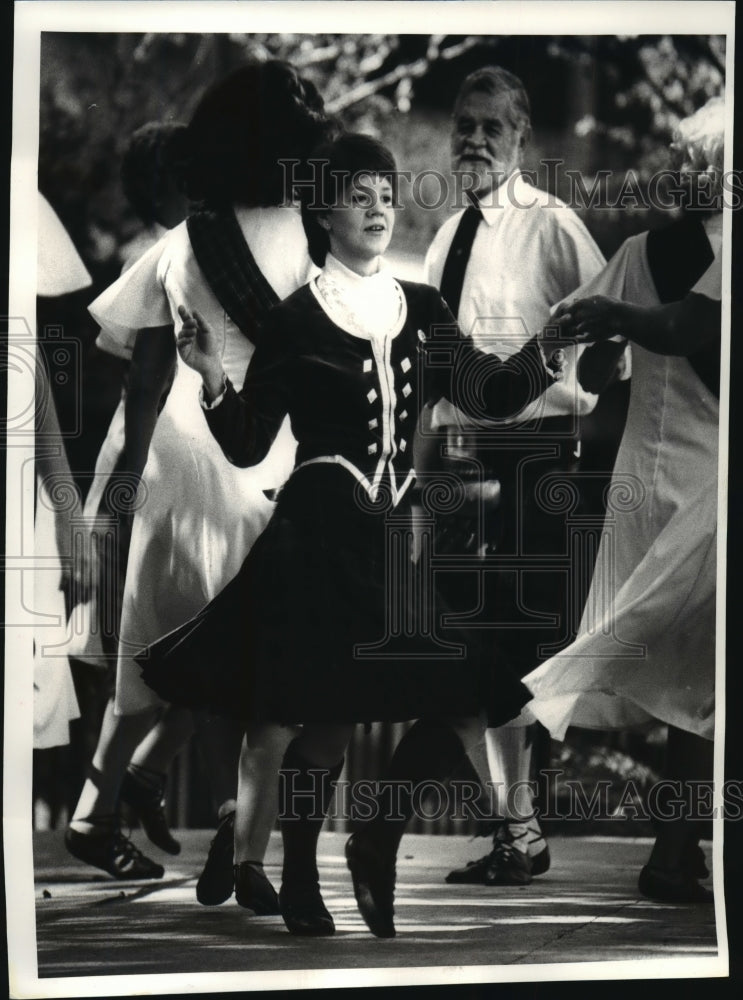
[327,36,480,114]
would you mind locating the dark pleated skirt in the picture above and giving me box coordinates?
[138,465,531,726]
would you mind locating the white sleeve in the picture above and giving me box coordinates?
[37,193,92,297]
[88,232,172,359]
[548,211,606,301]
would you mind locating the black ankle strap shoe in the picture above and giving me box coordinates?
[345,833,396,938]
[65,825,164,880]
[121,768,181,856]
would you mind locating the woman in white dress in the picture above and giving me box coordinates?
[525,97,725,902]
[68,120,200,861]
[65,62,334,896]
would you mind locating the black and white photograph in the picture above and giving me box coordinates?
[3,1,737,995]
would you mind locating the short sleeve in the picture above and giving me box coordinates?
[691,253,722,302]
[37,193,91,297]
[548,212,606,302]
[88,232,172,359]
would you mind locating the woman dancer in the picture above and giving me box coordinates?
[66,62,334,901]
[69,120,191,858]
[140,133,565,938]
[525,96,724,903]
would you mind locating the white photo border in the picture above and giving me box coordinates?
[6,2,736,995]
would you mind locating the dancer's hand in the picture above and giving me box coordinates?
[56,505,95,612]
[553,295,629,343]
[176,305,225,396]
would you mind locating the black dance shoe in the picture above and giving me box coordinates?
[120,768,181,856]
[234,862,281,915]
[446,821,548,886]
[279,881,335,936]
[65,825,165,880]
[345,833,396,938]
[446,843,538,887]
[682,842,710,880]
[638,865,714,904]
[531,842,551,876]
[196,811,235,905]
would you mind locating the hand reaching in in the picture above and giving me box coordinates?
[176,305,225,385]
[553,295,630,343]
[55,502,95,613]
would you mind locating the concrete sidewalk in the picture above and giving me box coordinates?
[30,830,722,987]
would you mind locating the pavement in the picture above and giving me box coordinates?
[27,829,724,991]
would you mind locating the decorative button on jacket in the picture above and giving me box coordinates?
[203,278,553,507]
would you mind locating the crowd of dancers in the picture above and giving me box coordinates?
[33,57,723,938]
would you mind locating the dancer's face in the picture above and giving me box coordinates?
[324,174,395,275]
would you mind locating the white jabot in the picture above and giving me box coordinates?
[314,253,405,341]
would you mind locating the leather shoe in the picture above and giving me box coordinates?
[638,865,713,904]
[65,825,164,880]
[196,811,235,905]
[682,842,709,880]
[234,862,280,915]
[530,842,551,876]
[446,839,534,886]
[445,851,496,885]
[120,769,180,856]
[345,833,396,938]
[279,881,335,936]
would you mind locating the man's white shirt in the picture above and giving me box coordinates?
[424,170,607,426]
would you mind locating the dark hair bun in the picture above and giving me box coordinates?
[185,60,336,209]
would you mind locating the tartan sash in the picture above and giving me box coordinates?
[187,209,280,346]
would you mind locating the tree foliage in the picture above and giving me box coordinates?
[39,31,726,276]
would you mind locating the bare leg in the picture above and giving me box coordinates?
[130,705,195,773]
[117,705,197,855]
[293,723,354,767]
[234,724,297,864]
[484,713,548,862]
[70,699,155,828]
[65,698,165,879]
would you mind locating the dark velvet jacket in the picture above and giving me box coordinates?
[203,280,554,505]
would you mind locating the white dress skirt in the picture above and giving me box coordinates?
[87,206,314,715]
[67,226,167,667]
[33,475,83,748]
[34,192,91,747]
[524,216,721,741]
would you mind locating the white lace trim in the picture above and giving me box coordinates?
[311,254,407,342]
